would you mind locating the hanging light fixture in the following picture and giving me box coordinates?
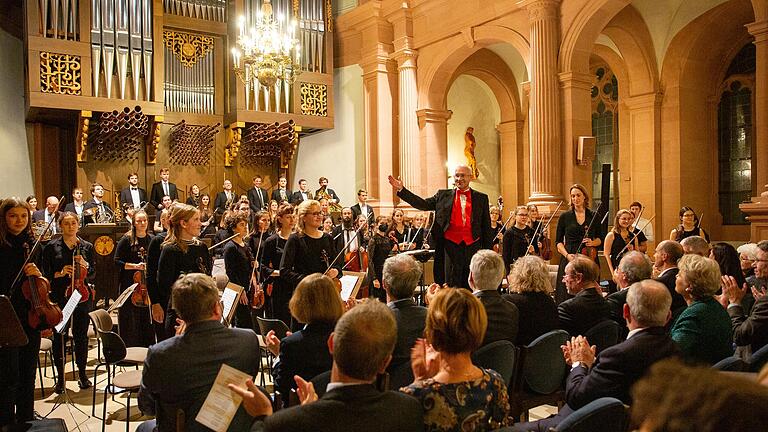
[231,0,301,88]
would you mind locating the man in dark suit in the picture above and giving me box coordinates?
[512,280,680,431]
[606,251,653,337]
[247,175,269,212]
[653,240,687,317]
[82,182,113,224]
[233,299,423,432]
[119,172,148,212]
[316,177,340,206]
[333,208,358,254]
[271,175,291,203]
[31,196,61,234]
[290,178,312,205]
[149,167,178,210]
[558,256,610,337]
[137,273,261,432]
[350,189,375,227]
[470,250,519,346]
[721,240,768,353]
[214,179,236,213]
[388,165,492,288]
[63,188,86,218]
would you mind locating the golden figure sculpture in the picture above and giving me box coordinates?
[464,127,479,178]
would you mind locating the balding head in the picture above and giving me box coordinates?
[656,241,684,266]
[45,196,59,212]
[453,165,473,190]
[616,251,653,288]
[625,280,672,329]
[681,236,710,257]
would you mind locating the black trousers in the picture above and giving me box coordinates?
[53,299,92,377]
[0,327,41,425]
[443,240,481,289]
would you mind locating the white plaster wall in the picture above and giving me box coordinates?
[292,64,364,207]
[446,75,501,201]
[0,29,34,198]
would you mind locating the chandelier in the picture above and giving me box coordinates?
[231,0,301,88]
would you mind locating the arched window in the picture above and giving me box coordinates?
[590,64,619,216]
[717,44,755,225]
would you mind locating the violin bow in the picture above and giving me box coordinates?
[326,226,363,274]
[10,195,65,292]
[572,202,603,255]
[525,200,563,257]
[614,215,656,258]
[421,211,437,249]
[207,233,240,251]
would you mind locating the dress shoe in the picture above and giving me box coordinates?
[77,375,92,389]
[54,380,65,394]
[32,411,45,421]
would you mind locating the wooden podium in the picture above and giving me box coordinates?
[80,223,128,303]
[739,185,768,242]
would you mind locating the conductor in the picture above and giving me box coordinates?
[388,165,492,289]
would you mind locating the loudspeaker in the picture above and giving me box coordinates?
[577,136,596,166]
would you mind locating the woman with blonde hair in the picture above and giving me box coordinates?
[402,288,510,431]
[156,203,212,340]
[505,255,559,346]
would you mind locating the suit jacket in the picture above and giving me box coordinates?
[248,187,269,212]
[31,209,60,234]
[558,287,611,337]
[565,326,680,409]
[119,186,148,210]
[316,187,340,203]
[252,384,423,432]
[504,291,559,346]
[655,267,687,314]
[606,288,629,338]
[62,202,84,216]
[290,190,312,205]
[729,295,768,353]
[671,296,733,365]
[150,181,178,209]
[388,298,427,370]
[272,322,334,401]
[271,188,292,203]
[82,199,113,224]
[397,186,492,248]
[214,191,237,212]
[351,203,376,226]
[139,320,261,432]
[475,290,519,346]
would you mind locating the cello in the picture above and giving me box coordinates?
[131,247,150,307]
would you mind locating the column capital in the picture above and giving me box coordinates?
[392,48,418,68]
[361,46,397,77]
[416,108,452,128]
[747,20,768,42]
[496,120,524,134]
[558,71,593,90]
[624,91,663,109]
[517,0,560,18]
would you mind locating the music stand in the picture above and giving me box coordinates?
[0,295,28,348]
[402,249,435,306]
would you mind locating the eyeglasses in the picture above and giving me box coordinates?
[682,213,695,218]
[307,211,323,217]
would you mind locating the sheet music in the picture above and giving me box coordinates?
[55,290,82,333]
[195,363,252,432]
[220,283,243,324]
[339,275,359,301]
[110,283,136,311]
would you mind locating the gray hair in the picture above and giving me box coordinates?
[382,254,422,300]
[469,249,505,291]
[626,280,672,327]
[681,236,710,257]
[619,251,653,284]
[678,254,722,300]
[737,243,759,260]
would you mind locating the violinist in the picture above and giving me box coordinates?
[527,204,547,251]
[403,213,425,250]
[502,206,538,274]
[356,214,372,247]
[261,203,295,324]
[603,209,639,293]
[211,210,232,258]
[248,211,272,256]
[0,198,45,425]
[146,208,171,341]
[268,199,280,230]
[114,209,154,347]
[157,203,212,338]
[185,184,201,207]
[390,208,415,251]
[554,184,602,304]
[41,211,95,393]
[198,193,214,236]
[223,211,256,329]
[670,206,710,242]
[367,216,394,302]
[322,216,334,234]
[628,211,648,254]
[280,200,343,328]
[489,206,505,252]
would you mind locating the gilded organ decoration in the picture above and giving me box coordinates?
[300,83,327,117]
[40,52,82,95]
[225,122,244,167]
[162,31,215,67]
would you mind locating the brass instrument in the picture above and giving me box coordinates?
[316,187,342,212]
[113,192,123,223]
[32,221,54,241]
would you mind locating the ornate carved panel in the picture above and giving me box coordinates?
[40,52,82,95]
[162,31,215,67]
[299,83,327,117]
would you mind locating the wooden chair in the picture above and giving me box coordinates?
[93,330,143,432]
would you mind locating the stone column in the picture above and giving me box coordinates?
[417,108,452,193]
[393,48,420,194]
[748,20,768,194]
[524,0,562,204]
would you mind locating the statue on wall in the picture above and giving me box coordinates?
[464,127,479,178]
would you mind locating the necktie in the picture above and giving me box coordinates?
[457,190,469,226]
[163,182,169,196]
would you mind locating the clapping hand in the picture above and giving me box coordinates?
[295,375,318,405]
[265,329,290,356]
[564,336,596,368]
[228,379,272,417]
[410,338,440,382]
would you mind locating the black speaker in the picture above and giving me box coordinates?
[600,163,611,235]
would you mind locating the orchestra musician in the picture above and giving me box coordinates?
[185,184,201,207]
[280,200,343,328]
[489,205,504,252]
[82,182,114,224]
[356,214,372,248]
[528,204,549,255]
[149,167,178,211]
[119,172,148,211]
[153,195,173,232]
[367,215,394,303]
[31,196,61,235]
[247,175,269,212]
[388,165,493,289]
[213,179,236,213]
[554,184,603,304]
[211,210,231,258]
[670,206,710,242]
[390,209,414,251]
[603,209,639,293]
[322,216,334,235]
[25,196,38,212]
[502,206,538,274]
[41,212,95,393]
[222,211,256,329]
[403,213,425,250]
[261,203,295,324]
[318,198,331,221]
[146,208,171,341]
[289,178,312,205]
[156,204,212,339]
[268,200,279,231]
[332,208,355,252]
[114,209,155,347]
[316,177,340,207]
[0,198,44,425]
[198,194,214,236]
[628,211,648,254]
[350,189,375,227]
[271,175,291,203]
[248,211,272,257]
[62,188,85,220]
[629,201,654,243]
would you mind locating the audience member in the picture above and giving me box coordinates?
[234,300,423,432]
[652,240,687,319]
[138,273,261,432]
[671,254,733,364]
[504,255,559,346]
[271,274,342,406]
[557,256,610,337]
[711,242,753,312]
[511,280,679,432]
[381,254,427,383]
[606,251,653,335]
[631,358,768,432]
[720,240,768,354]
[469,249,519,346]
[737,242,759,279]
[401,288,510,431]
[680,235,709,257]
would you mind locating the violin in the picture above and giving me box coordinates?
[579,227,598,261]
[249,232,265,310]
[131,247,150,307]
[66,240,93,303]
[21,244,62,331]
[493,196,504,253]
[539,233,552,260]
